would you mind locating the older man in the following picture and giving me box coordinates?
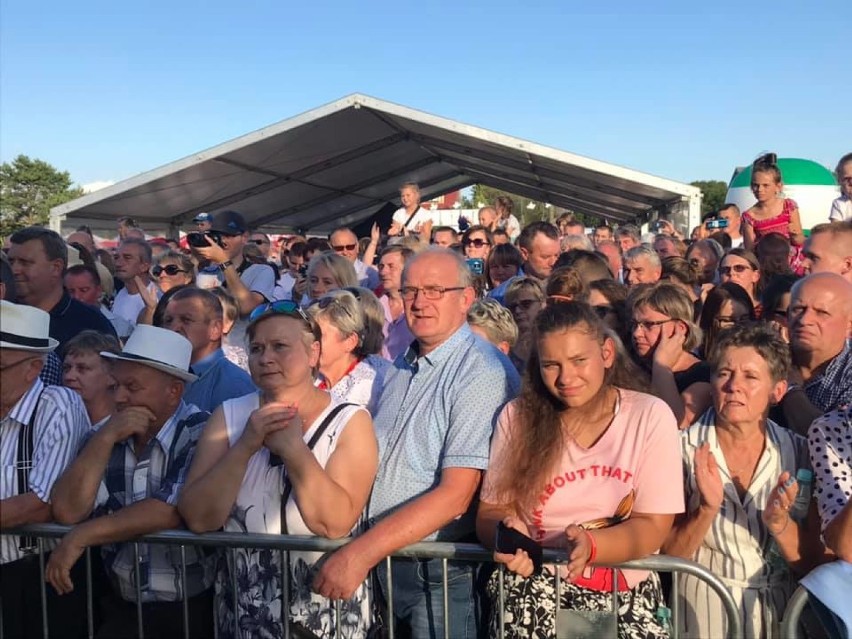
[48,325,214,638]
[315,249,520,638]
[623,245,663,287]
[378,246,416,360]
[162,287,255,412]
[653,234,685,259]
[390,182,433,238]
[802,221,852,281]
[773,273,852,435]
[0,302,90,639]
[112,237,160,329]
[330,226,380,289]
[595,240,623,281]
[7,227,116,348]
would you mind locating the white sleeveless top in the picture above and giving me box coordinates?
[215,392,372,639]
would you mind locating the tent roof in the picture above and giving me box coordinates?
[52,93,701,234]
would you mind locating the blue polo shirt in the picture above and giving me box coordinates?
[182,348,256,413]
[368,324,520,541]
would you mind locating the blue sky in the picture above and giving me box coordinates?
[1,0,847,190]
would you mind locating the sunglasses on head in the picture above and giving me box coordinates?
[248,300,313,326]
[464,238,490,248]
[332,244,357,252]
[152,264,187,277]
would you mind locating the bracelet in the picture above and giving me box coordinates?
[769,515,790,537]
[219,260,233,271]
[583,529,597,564]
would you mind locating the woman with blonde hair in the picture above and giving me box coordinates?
[305,251,358,303]
[628,282,712,428]
[504,277,545,371]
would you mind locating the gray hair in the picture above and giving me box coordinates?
[614,224,641,242]
[402,247,473,289]
[306,287,385,357]
[119,237,153,263]
[560,234,593,252]
[624,245,661,268]
[468,299,518,348]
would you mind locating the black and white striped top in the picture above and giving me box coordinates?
[1,378,90,564]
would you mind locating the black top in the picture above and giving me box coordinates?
[49,291,117,350]
[673,360,713,393]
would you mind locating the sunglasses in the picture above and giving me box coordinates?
[464,238,490,248]
[152,265,188,277]
[248,300,313,326]
[250,239,269,245]
[719,264,754,275]
[507,299,540,312]
[332,244,357,252]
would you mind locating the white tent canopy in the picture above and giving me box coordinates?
[51,94,702,236]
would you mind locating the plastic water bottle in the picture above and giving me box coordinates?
[655,605,672,635]
[766,468,813,568]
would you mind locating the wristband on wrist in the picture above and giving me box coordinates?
[219,260,234,271]
[583,529,597,564]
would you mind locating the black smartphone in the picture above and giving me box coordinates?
[495,521,543,572]
[187,231,225,248]
[298,264,309,277]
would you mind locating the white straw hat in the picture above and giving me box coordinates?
[0,301,59,352]
[101,324,197,382]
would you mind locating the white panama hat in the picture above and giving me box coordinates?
[101,324,197,382]
[0,301,59,352]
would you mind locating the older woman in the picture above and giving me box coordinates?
[663,323,824,639]
[698,282,756,358]
[467,298,518,356]
[629,282,712,429]
[307,287,390,414]
[304,251,358,304]
[61,330,120,427]
[136,250,196,325]
[477,302,682,638]
[504,277,545,371]
[178,302,378,639]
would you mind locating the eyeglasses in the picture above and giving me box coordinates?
[464,238,490,248]
[593,305,616,319]
[714,315,750,327]
[332,244,357,253]
[152,264,188,277]
[0,356,40,373]
[250,239,269,245]
[308,295,356,319]
[400,286,465,301]
[507,299,541,312]
[248,300,313,327]
[630,318,675,332]
[719,264,754,275]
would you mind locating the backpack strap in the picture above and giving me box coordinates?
[279,402,356,533]
[17,389,46,551]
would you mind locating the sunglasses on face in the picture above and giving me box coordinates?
[250,239,269,245]
[152,265,187,277]
[464,238,490,248]
[248,300,313,327]
[332,244,357,252]
[507,299,540,312]
[719,264,754,275]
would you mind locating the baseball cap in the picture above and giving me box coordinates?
[193,212,212,223]
[210,210,247,235]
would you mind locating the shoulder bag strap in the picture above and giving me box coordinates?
[403,207,420,230]
[17,389,46,551]
[280,402,355,534]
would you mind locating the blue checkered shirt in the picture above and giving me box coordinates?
[804,341,852,413]
[92,401,213,602]
[368,324,521,541]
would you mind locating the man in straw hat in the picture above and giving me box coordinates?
[0,301,91,639]
[47,325,215,638]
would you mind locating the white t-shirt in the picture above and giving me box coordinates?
[497,214,521,240]
[392,206,432,232]
[829,195,851,222]
[273,271,297,301]
[111,281,161,327]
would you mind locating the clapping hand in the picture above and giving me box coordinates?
[762,471,798,534]
[694,443,724,513]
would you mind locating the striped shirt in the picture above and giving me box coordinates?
[677,409,809,639]
[1,378,90,564]
[92,401,214,602]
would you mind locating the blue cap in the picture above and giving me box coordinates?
[193,212,212,223]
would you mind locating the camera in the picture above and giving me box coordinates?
[186,231,225,249]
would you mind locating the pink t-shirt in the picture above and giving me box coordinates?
[481,388,685,586]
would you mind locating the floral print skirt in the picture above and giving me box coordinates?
[485,568,670,639]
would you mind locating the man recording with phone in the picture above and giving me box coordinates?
[716,203,743,248]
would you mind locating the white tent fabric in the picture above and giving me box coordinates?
[51,94,702,235]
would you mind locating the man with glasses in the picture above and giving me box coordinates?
[314,249,520,638]
[329,226,379,289]
[1,301,90,639]
[192,210,276,346]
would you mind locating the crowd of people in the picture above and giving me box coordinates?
[1,151,851,639]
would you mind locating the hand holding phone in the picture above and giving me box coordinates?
[495,520,543,573]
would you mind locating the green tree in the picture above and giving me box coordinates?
[467,184,599,227]
[690,180,728,216]
[0,155,84,237]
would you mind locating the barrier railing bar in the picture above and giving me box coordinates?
[334,599,342,639]
[555,565,561,632]
[497,565,505,639]
[133,541,144,639]
[442,557,449,639]
[612,566,619,636]
[281,549,290,639]
[385,556,394,639]
[38,538,48,639]
[780,586,810,639]
[3,525,744,639]
[180,545,189,639]
[230,547,238,639]
[86,547,94,639]
[671,570,680,639]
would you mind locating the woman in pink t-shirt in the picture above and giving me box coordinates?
[477,302,685,638]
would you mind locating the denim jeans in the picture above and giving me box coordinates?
[375,557,478,639]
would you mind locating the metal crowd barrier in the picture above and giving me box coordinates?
[1,523,743,639]
[780,586,811,639]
